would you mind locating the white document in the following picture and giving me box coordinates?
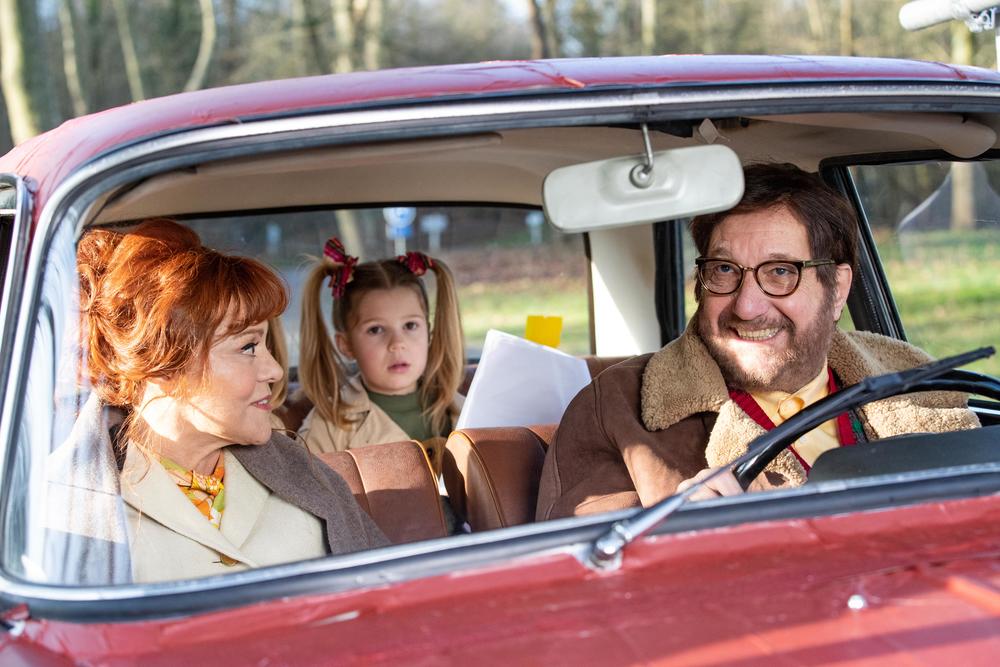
[455,329,593,429]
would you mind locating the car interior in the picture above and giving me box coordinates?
[18,106,1000,575]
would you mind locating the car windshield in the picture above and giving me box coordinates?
[3,110,998,591]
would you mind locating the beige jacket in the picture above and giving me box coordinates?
[299,376,464,454]
[537,328,981,520]
[121,445,326,583]
[299,377,410,454]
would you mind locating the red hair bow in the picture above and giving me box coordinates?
[323,237,358,299]
[398,251,434,277]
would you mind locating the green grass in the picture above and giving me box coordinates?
[459,277,590,357]
[876,229,1000,377]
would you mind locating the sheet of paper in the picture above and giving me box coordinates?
[455,329,592,429]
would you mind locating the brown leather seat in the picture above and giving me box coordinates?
[317,441,448,544]
[442,424,555,532]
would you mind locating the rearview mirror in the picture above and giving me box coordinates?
[543,144,744,232]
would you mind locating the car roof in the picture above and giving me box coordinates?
[3,54,1000,207]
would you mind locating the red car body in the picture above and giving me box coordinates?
[1,56,999,665]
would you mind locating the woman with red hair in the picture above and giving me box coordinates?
[64,218,385,583]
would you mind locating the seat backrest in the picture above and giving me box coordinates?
[442,424,555,532]
[317,440,447,544]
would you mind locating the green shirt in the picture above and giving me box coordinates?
[367,390,434,441]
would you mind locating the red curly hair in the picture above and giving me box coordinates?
[77,218,288,407]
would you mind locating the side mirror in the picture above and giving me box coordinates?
[543,144,744,232]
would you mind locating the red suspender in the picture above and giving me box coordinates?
[728,368,857,474]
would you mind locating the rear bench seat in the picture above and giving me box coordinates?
[317,441,448,544]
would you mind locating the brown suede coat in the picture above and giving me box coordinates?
[536,328,981,520]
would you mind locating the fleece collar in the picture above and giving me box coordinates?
[640,326,979,485]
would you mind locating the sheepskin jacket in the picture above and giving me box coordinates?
[536,328,980,521]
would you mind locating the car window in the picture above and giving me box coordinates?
[184,206,590,365]
[850,160,1000,377]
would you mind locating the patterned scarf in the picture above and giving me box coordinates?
[159,455,227,529]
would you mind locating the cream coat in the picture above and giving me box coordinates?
[299,376,463,454]
[121,445,327,583]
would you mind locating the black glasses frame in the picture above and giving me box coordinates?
[694,257,836,297]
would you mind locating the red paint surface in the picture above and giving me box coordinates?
[3,494,999,665]
[2,55,999,228]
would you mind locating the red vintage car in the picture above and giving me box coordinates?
[0,54,999,665]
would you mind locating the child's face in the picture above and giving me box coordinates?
[337,286,430,395]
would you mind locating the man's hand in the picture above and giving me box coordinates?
[675,467,745,501]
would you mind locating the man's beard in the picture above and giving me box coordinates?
[695,289,837,393]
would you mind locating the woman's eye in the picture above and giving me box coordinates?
[241,342,258,355]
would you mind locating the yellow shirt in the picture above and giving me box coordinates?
[750,363,839,466]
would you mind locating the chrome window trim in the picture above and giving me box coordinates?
[2,79,1000,608]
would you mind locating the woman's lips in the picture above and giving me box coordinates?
[251,397,272,410]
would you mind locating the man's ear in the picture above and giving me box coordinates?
[335,332,354,360]
[832,263,853,320]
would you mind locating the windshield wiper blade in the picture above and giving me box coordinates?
[586,346,994,570]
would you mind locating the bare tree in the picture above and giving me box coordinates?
[0,0,55,143]
[294,0,332,75]
[111,0,145,101]
[640,0,656,54]
[183,0,217,91]
[543,0,560,56]
[951,20,976,231]
[526,0,551,59]
[331,0,382,72]
[362,0,382,71]
[839,0,854,56]
[59,0,88,117]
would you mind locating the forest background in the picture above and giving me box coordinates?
[1,0,998,153]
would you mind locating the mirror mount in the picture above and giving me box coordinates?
[628,123,656,189]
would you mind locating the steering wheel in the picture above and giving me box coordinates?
[731,368,1000,490]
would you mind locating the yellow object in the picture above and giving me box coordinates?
[525,315,563,348]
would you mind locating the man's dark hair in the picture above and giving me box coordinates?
[689,162,859,294]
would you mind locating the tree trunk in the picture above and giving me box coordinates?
[951,21,976,231]
[58,0,88,117]
[295,0,331,75]
[362,0,382,71]
[183,0,217,91]
[640,0,656,55]
[543,0,560,57]
[0,0,54,143]
[332,0,356,72]
[526,0,550,59]
[839,0,853,56]
[111,0,145,101]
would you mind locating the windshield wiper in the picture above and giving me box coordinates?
[586,345,995,570]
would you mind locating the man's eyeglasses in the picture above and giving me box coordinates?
[694,257,835,297]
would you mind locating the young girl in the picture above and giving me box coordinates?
[298,237,465,455]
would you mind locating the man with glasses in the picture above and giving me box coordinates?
[536,163,979,520]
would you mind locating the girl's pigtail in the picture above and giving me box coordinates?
[421,257,465,436]
[298,258,350,429]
